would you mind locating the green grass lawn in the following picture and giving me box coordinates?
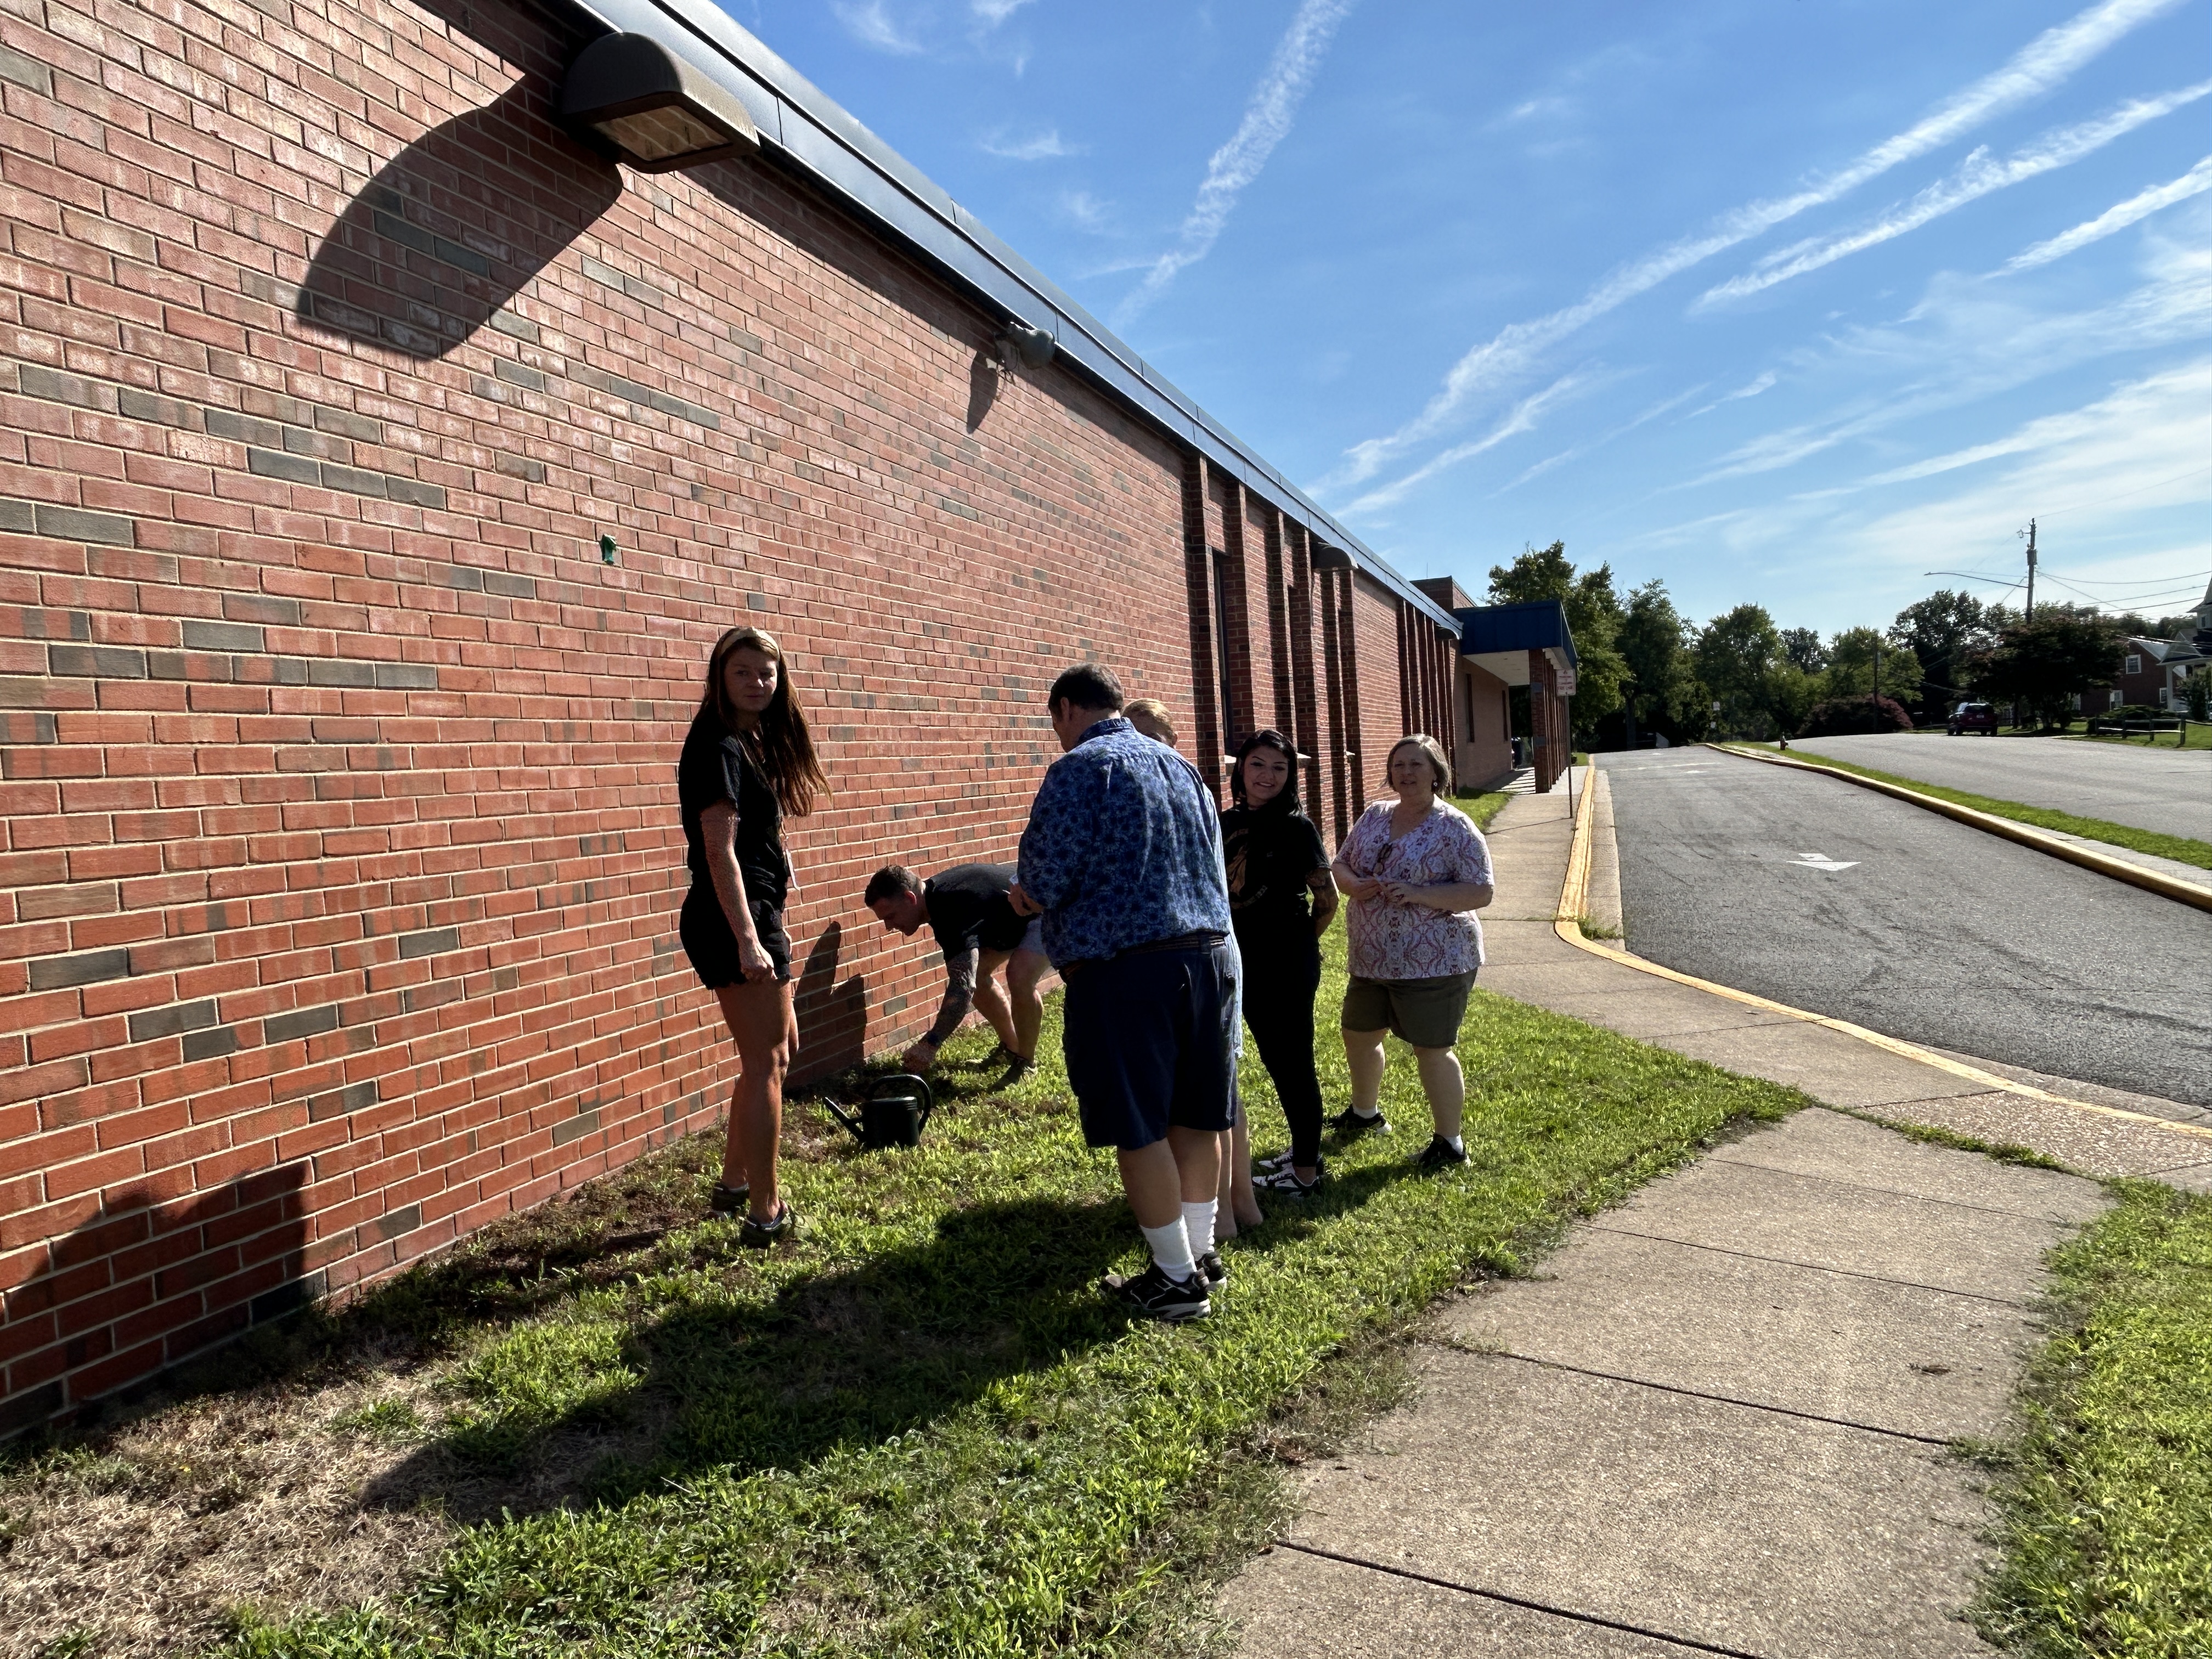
[1456,787,1511,830]
[1734,744,2212,873]
[30,930,1796,1659]
[2067,723,2212,751]
[1978,1181,2212,1658]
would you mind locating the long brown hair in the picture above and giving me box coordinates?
[698,625,829,817]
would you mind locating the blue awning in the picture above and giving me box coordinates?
[1455,601,1577,668]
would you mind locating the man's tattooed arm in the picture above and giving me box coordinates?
[926,947,978,1045]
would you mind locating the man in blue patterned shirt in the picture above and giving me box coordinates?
[1012,663,1236,1322]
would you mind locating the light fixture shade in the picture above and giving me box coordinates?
[562,33,760,173]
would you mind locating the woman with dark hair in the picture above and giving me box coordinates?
[678,625,830,1245]
[1223,727,1337,1202]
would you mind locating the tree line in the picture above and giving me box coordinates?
[1485,543,2208,746]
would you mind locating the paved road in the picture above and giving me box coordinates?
[1792,732,2211,842]
[1603,748,2212,1107]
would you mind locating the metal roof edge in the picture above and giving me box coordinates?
[564,0,1459,633]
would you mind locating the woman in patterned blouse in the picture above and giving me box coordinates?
[1330,735,1496,1172]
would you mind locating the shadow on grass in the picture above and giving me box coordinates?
[348,1103,1430,1523]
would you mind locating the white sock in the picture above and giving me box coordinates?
[1141,1219,1195,1279]
[1444,1134,1464,1153]
[1352,1104,1380,1119]
[1181,1198,1217,1259]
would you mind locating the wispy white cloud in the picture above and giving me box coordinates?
[1857,357,2212,486]
[1686,371,1778,419]
[1700,81,2212,304]
[1322,0,2187,490]
[1492,384,1708,494]
[2004,152,2212,270]
[833,0,924,54]
[980,127,1079,161]
[971,0,1032,21]
[1684,218,2212,487]
[1058,189,1112,233]
[1115,0,1357,325]
[1345,372,1596,514]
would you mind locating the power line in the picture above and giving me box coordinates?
[2040,567,2212,587]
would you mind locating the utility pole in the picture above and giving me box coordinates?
[2023,518,2037,620]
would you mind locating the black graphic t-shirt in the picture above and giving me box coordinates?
[676,712,787,912]
[1219,804,1328,949]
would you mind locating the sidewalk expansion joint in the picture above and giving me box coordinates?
[1267,1539,1775,1659]
[1459,1350,1956,1447]
[1583,1223,2035,1308]
[1701,1153,2081,1223]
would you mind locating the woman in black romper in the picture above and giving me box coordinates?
[678,626,828,1245]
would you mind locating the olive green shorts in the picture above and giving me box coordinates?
[1341,971,1475,1051]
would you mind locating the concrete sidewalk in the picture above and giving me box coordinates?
[1214,773,2200,1656]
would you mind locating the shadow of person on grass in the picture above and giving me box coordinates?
[360,1188,1137,1521]
[353,1098,1435,1525]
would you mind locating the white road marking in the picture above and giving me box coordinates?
[1788,851,1859,871]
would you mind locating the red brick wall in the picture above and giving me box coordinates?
[1348,575,1404,808]
[0,0,1209,1430]
[0,0,1459,1429]
[1455,662,1514,791]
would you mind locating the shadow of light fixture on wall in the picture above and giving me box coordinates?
[562,33,759,172]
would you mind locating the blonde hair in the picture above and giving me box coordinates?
[1124,698,1177,745]
[1385,733,1453,794]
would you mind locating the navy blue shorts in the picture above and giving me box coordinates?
[1061,939,1239,1150]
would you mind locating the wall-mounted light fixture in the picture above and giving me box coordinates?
[994,322,1057,371]
[562,33,759,173]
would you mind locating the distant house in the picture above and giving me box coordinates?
[2112,580,2212,709]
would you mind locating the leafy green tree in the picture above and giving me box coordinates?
[1893,590,1996,719]
[1695,604,1783,738]
[1822,627,1925,704]
[1767,661,1822,736]
[1618,579,1702,738]
[1973,613,2125,729]
[1487,541,1628,743]
[1779,628,1827,674]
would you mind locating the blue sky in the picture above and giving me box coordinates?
[732,0,2212,634]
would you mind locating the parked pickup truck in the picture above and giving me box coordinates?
[1947,701,1998,735]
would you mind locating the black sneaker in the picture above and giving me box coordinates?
[709,1180,749,1214]
[738,1202,800,1247]
[1416,1135,1467,1173]
[1329,1106,1391,1139]
[999,1053,1035,1086]
[1254,1164,1322,1197]
[1101,1262,1211,1321]
[1195,1248,1227,1285]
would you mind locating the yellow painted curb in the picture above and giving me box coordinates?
[1551,763,2212,1150]
[1708,743,2212,913]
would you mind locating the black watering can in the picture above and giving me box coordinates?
[824,1073,936,1150]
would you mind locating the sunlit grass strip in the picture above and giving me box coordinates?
[219,935,1804,1658]
[1756,745,2212,873]
[1978,1181,2212,1658]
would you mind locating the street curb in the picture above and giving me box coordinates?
[1706,743,2212,915]
[1551,763,2212,1150]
